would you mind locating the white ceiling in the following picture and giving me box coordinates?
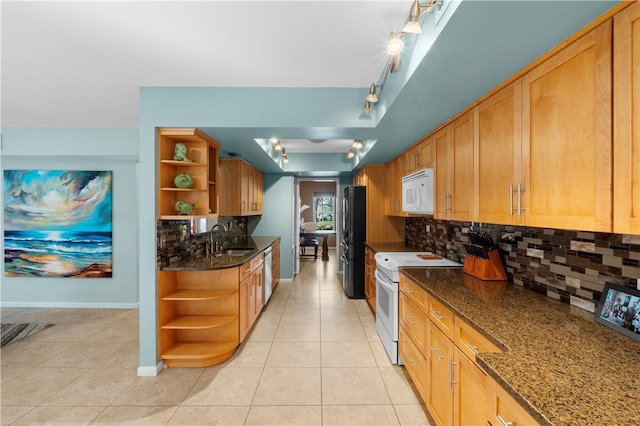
[1,0,407,134]
[1,0,620,169]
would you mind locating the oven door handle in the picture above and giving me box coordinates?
[375,269,395,291]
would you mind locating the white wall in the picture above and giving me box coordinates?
[1,128,139,307]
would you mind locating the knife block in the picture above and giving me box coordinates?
[463,249,507,281]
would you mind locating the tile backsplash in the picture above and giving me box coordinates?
[157,216,248,268]
[406,217,640,312]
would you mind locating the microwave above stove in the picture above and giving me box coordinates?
[401,168,434,214]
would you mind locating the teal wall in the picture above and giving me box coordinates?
[1,127,139,307]
[250,174,295,280]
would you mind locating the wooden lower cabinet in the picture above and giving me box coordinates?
[399,326,427,401]
[160,253,265,367]
[398,273,536,426]
[454,346,489,425]
[427,322,455,426]
[486,377,539,426]
[271,240,280,289]
[239,253,264,341]
[364,247,376,313]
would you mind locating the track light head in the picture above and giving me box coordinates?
[366,83,378,103]
[402,0,423,34]
[387,32,405,56]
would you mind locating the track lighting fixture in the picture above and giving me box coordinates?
[387,32,405,56]
[362,101,372,116]
[281,147,288,164]
[366,83,378,103]
[353,139,363,150]
[401,0,443,34]
[273,140,282,151]
[347,149,355,159]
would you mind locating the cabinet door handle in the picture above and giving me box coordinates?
[430,310,444,321]
[466,342,479,355]
[449,358,459,388]
[496,414,516,426]
[401,286,414,294]
[404,354,415,363]
[517,183,525,215]
[403,315,415,325]
[429,346,443,361]
[509,184,514,215]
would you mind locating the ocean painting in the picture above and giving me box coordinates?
[4,170,113,278]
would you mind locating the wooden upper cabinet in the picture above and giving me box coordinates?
[358,165,405,242]
[474,80,522,225]
[406,137,434,174]
[219,158,264,216]
[435,111,474,221]
[385,156,407,217]
[521,20,613,232]
[614,2,640,235]
[434,128,451,218]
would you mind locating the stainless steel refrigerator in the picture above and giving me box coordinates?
[340,186,366,298]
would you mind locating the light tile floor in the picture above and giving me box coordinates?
[1,251,430,425]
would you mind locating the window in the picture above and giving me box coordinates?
[313,193,334,230]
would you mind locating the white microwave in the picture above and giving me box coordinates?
[401,168,434,214]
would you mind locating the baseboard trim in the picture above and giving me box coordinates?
[137,361,164,376]
[0,302,139,309]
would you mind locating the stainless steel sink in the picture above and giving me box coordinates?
[213,248,254,257]
[223,248,253,256]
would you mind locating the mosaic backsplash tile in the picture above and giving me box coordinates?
[405,217,639,310]
[157,216,248,268]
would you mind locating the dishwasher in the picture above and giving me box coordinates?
[263,245,273,305]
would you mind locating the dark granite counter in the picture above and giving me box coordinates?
[161,236,279,271]
[401,267,640,426]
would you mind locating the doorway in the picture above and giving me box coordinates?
[294,178,342,275]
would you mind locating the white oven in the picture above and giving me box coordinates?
[375,251,462,365]
[375,266,400,364]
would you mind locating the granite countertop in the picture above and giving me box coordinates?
[162,236,280,271]
[401,267,640,426]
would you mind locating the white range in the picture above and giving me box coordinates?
[374,251,462,365]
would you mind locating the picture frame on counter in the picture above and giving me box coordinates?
[595,283,640,342]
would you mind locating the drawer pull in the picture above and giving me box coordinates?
[403,315,415,325]
[430,310,444,321]
[466,342,479,355]
[429,346,444,361]
[496,414,516,426]
[404,354,415,363]
[449,358,459,389]
[401,286,414,294]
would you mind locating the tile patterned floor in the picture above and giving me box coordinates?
[0,251,430,425]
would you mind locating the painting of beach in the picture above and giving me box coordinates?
[4,170,113,278]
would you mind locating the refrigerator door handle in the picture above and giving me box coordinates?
[340,254,349,264]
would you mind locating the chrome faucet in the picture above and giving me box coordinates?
[211,223,228,232]
[207,223,228,255]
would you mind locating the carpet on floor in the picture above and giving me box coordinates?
[1,323,55,347]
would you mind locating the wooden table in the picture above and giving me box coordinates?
[299,230,335,261]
